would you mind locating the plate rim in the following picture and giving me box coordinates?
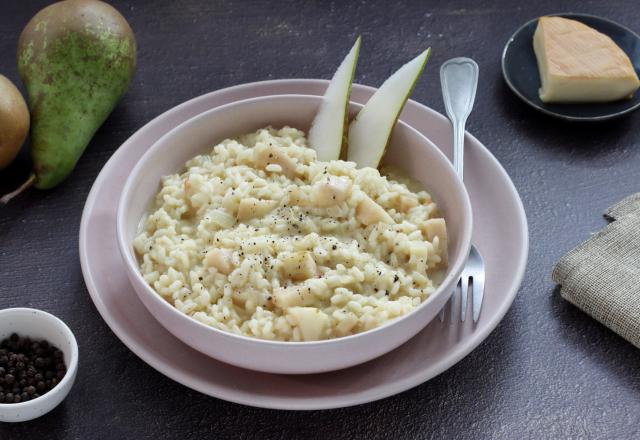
[501,12,640,122]
[79,79,529,410]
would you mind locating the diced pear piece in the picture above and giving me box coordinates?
[334,312,358,337]
[237,198,277,221]
[398,194,419,212]
[311,175,352,207]
[204,248,235,274]
[308,37,361,161]
[183,177,194,196]
[422,218,448,264]
[409,241,431,261]
[272,285,315,309]
[281,251,317,281]
[253,143,299,179]
[287,307,329,341]
[287,185,311,207]
[356,193,394,226]
[347,48,431,169]
[207,208,236,229]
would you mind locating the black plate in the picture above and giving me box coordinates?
[502,13,640,121]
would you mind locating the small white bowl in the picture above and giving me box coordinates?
[117,94,472,374]
[0,308,78,423]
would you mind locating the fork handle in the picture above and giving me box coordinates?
[453,120,465,179]
[440,57,479,181]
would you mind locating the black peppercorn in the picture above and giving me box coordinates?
[0,334,67,405]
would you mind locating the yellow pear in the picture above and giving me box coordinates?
[0,74,29,170]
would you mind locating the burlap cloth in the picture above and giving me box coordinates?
[552,193,640,348]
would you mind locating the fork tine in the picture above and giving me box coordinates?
[439,287,455,322]
[472,273,484,323]
[449,281,459,322]
[460,276,468,322]
[471,247,485,323]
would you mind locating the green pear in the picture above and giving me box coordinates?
[308,37,361,162]
[347,48,431,169]
[7,0,136,200]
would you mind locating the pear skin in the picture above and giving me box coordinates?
[17,0,136,190]
[308,37,361,162]
[347,48,431,169]
[0,75,30,169]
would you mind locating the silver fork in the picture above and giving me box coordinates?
[439,57,485,323]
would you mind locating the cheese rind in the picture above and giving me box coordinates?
[533,16,640,103]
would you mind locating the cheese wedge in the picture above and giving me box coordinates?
[533,16,640,103]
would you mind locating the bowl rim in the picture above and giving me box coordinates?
[116,93,473,347]
[0,307,79,409]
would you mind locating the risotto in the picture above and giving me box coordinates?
[134,127,448,341]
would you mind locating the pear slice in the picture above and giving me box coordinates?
[308,37,361,161]
[347,48,431,169]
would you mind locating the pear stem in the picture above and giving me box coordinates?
[1,174,36,204]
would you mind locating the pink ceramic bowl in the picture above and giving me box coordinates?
[116,94,472,374]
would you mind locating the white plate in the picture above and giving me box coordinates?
[79,79,528,410]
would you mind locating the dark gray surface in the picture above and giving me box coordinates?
[1,1,639,438]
